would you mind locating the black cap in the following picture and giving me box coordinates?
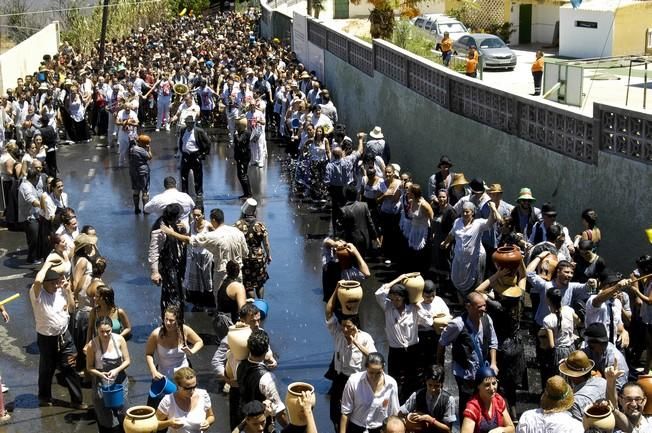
[469,178,485,193]
[438,155,453,168]
[542,203,557,216]
[43,268,63,282]
[584,323,608,343]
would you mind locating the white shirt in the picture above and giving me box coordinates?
[326,316,376,376]
[157,389,211,433]
[190,225,248,273]
[30,286,70,336]
[143,188,195,221]
[182,128,199,153]
[585,294,623,344]
[419,297,450,331]
[542,305,575,348]
[341,371,400,429]
[517,409,583,433]
[374,284,433,348]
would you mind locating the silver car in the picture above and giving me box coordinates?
[453,33,517,70]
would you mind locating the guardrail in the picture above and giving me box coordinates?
[300,17,651,166]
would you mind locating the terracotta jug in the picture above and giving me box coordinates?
[123,405,159,433]
[228,325,252,361]
[582,401,615,432]
[405,412,428,432]
[637,374,652,415]
[336,280,363,315]
[492,245,522,271]
[538,253,559,281]
[285,382,316,426]
[402,272,425,304]
[433,313,452,335]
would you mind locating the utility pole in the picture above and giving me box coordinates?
[98,0,110,65]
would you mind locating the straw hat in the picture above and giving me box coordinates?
[369,126,383,139]
[44,257,68,279]
[487,183,503,194]
[74,233,98,255]
[450,173,469,188]
[517,187,536,201]
[540,375,575,413]
[559,351,595,377]
[300,71,311,79]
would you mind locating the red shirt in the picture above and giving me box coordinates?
[463,393,506,433]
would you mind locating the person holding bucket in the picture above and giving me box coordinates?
[156,367,215,433]
[86,316,131,433]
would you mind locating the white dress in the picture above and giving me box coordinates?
[449,218,490,293]
[158,389,211,433]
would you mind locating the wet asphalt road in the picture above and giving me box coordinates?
[0,126,394,433]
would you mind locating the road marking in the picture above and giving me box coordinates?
[0,248,6,258]
[83,184,91,193]
[92,155,99,163]
[78,200,86,211]
[88,168,95,177]
[0,273,28,281]
[0,326,26,362]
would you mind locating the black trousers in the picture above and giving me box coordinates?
[454,375,475,423]
[328,185,346,235]
[388,345,421,402]
[180,152,204,195]
[22,219,39,262]
[330,372,349,432]
[37,330,83,404]
[235,157,251,197]
[533,71,543,94]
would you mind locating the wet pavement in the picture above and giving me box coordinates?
[0,126,539,433]
[0,126,388,433]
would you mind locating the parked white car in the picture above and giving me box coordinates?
[411,14,469,50]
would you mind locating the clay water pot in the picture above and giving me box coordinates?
[123,405,159,433]
[433,313,452,335]
[402,272,425,304]
[637,374,652,415]
[405,412,428,432]
[228,325,252,361]
[337,280,363,315]
[492,245,523,271]
[582,401,615,432]
[538,253,559,281]
[285,382,316,426]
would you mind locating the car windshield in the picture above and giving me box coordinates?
[438,23,466,33]
[478,37,505,49]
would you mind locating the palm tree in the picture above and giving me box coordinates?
[350,0,420,39]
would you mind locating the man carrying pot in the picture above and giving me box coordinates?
[559,350,606,421]
[605,359,652,432]
[30,262,86,409]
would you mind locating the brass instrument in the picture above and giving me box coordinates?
[173,83,189,96]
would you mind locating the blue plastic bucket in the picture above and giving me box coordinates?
[291,118,300,128]
[252,299,269,320]
[149,376,177,399]
[101,383,124,408]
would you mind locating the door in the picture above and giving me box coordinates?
[333,0,348,19]
[519,4,532,44]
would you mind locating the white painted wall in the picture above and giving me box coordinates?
[560,6,613,58]
[532,4,558,44]
[510,3,520,45]
[0,22,59,93]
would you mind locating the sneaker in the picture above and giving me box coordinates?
[1,384,8,393]
[155,128,160,132]
[165,125,170,131]
[69,402,89,410]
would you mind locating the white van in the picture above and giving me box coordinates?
[411,15,469,50]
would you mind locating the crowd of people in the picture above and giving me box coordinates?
[0,6,651,433]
